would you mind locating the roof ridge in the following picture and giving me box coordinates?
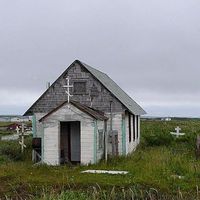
[77,60,107,76]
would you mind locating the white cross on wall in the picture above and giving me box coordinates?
[63,77,73,104]
[170,126,185,138]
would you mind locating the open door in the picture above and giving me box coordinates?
[60,121,80,164]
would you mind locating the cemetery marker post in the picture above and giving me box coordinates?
[196,135,200,159]
[170,126,185,138]
[19,123,27,153]
[16,126,20,135]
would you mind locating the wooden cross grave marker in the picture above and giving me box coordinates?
[196,135,200,159]
[16,126,20,134]
[170,126,185,138]
[18,123,27,153]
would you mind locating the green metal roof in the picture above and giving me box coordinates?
[78,60,146,115]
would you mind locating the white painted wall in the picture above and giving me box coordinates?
[126,113,140,154]
[105,113,123,155]
[35,113,46,137]
[35,106,141,165]
[43,125,60,165]
[80,120,94,164]
[96,120,105,162]
[40,103,105,165]
[137,116,141,145]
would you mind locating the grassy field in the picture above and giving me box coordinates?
[0,120,200,199]
[0,122,14,127]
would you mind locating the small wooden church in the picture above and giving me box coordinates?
[24,60,146,165]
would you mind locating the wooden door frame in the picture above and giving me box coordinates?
[60,121,81,164]
[67,123,71,161]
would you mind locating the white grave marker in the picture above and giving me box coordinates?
[196,136,200,159]
[19,123,27,153]
[170,126,185,138]
[16,126,20,134]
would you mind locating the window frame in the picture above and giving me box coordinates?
[132,115,135,141]
[128,113,131,142]
[136,116,139,139]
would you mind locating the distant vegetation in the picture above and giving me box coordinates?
[0,121,32,137]
[0,120,200,199]
[0,122,14,127]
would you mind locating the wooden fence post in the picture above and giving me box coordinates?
[196,135,200,159]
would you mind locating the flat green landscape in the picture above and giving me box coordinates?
[0,119,200,199]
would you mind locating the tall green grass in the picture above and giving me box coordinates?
[0,136,32,163]
[1,120,200,199]
[4,184,200,200]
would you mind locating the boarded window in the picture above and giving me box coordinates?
[129,113,131,142]
[132,115,135,141]
[136,116,139,139]
[98,130,104,149]
[73,82,86,94]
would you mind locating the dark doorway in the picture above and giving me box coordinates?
[60,121,80,164]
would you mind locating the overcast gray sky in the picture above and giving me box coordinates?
[0,0,200,117]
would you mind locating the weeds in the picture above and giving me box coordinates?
[0,136,32,162]
[4,184,200,200]
[1,120,200,199]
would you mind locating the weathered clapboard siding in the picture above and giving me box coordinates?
[96,120,105,162]
[125,113,140,154]
[35,113,47,137]
[41,103,105,165]
[44,125,59,165]
[105,113,123,155]
[27,62,126,115]
[112,113,123,155]
[128,115,137,153]
[137,116,141,144]
[81,122,94,165]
